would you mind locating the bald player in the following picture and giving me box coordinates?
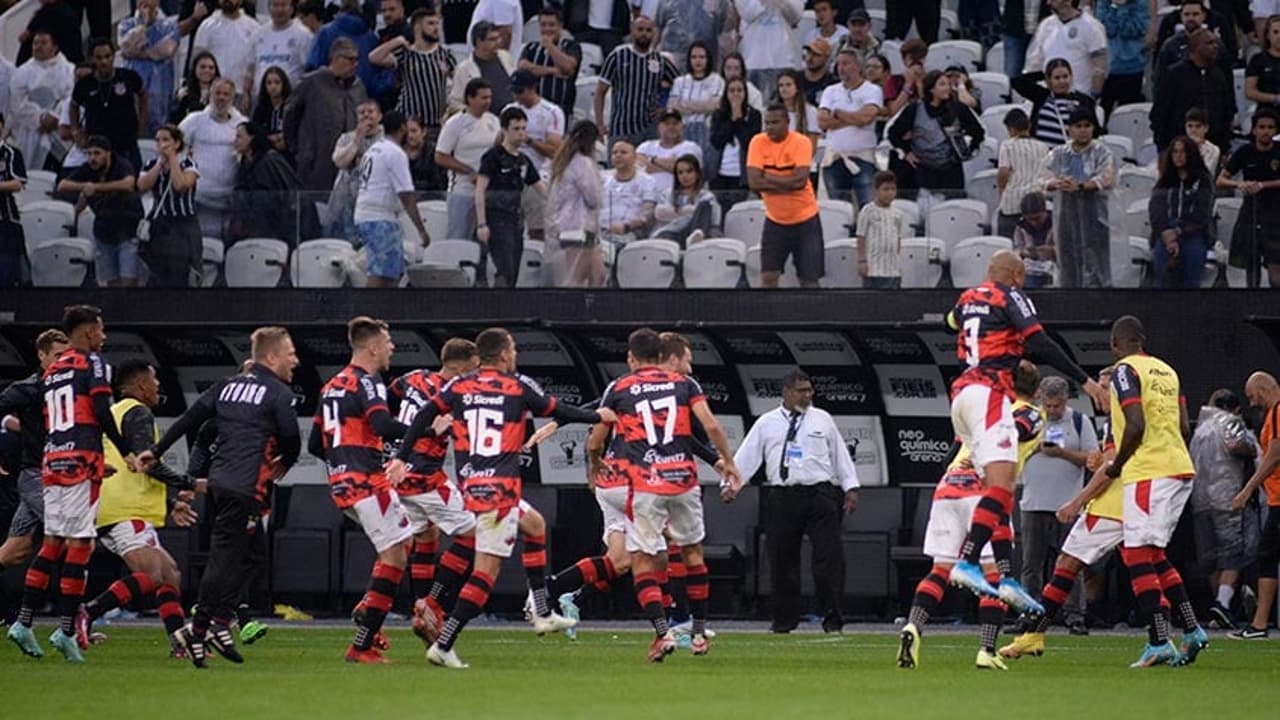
[1229,371,1280,639]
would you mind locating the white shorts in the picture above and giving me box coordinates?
[99,519,161,557]
[595,486,629,543]
[474,507,521,558]
[1061,513,1124,565]
[922,495,994,564]
[950,384,1016,472]
[344,491,413,554]
[1123,477,1192,548]
[43,483,99,539]
[400,485,477,537]
[1253,0,1280,19]
[625,490,705,555]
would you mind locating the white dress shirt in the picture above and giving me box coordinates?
[734,404,860,491]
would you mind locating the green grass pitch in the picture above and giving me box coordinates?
[3,627,1278,718]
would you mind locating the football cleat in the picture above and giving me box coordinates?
[240,620,269,645]
[949,561,1000,599]
[1228,626,1269,640]
[997,577,1045,616]
[411,599,440,647]
[998,632,1046,659]
[646,631,676,663]
[8,623,44,658]
[530,611,578,636]
[345,645,390,664]
[49,628,85,663]
[169,638,188,660]
[73,604,93,650]
[426,643,469,669]
[171,625,208,669]
[1175,626,1209,666]
[206,624,245,663]
[1129,641,1180,668]
[975,649,1008,670]
[690,633,710,656]
[558,592,580,641]
[897,623,920,669]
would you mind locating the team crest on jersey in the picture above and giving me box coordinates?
[114,82,127,96]
[997,437,1012,449]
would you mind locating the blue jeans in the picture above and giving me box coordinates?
[822,157,876,208]
[1003,33,1030,79]
[1151,232,1209,288]
[1024,272,1053,288]
[94,237,141,284]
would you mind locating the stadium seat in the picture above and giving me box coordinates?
[484,239,545,287]
[76,206,94,239]
[138,138,157,168]
[962,137,1000,181]
[1109,234,1148,288]
[224,237,289,287]
[925,40,983,73]
[1108,103,1153,151]
[820,238,862,288]
[1214,197,1242,252]
[20,200,75,252]
[416,239,482,285]
[682,237,746,288]
[579,42,603,74]
[1101,134,1134,164]
[21,169,57,206]
[899,237,945,288]
[892,198,923,235]
[745,245,798,287]
[964,168,1000,221]
[817,198,855,240]
[615,238,680,288]
[867,8,887,38]
[1202,248,1223,288]
[27,237,92,287]
[880,39,905,76]
[969,71,1010,106]
[927,198,990,255]
[980,103,1023,145]
[723,200,766,246]
[201,237,224,287]
[950,235,1012,287]
[446,43,468,66]
[985,41,1004,76]
[289,238,355,288]
[1122,198,1151,241]
[1116,166,1157,209]
[574,75,598,123]
[939,8,959,38]
[1135,139,1158,167]
[416,199,449,243]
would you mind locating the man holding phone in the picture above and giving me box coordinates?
[1019,375,1099,634]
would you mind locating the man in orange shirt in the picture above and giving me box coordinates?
[747,104,824,288]
[1230,370,1280,639]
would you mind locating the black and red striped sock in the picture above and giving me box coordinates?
[155,583,186,635]
[1151,551,1199,632]
[430,534,475,604]
[409,538,439,601]
[978,570,1006,652]
[437,570,493,652]
[991,517,1014,577]
[1033,566,1077,633]
[548,555,618,598]
[18,540,62,627]
[86,571,157,619]
[353,562,403,651]
[1121,546,1169,645]
[961,486,1014,564]
[667,547,689,622]
[57,544,93,634]
[908,565,950,629]
[634,571,669,636]
[686,563,709,636]
[522,533,550,617]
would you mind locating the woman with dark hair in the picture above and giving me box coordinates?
[250,66,292,155]
[669,41,724,162]
[169,50,220,123]
[774,69,818,149]
[887,69,985,199]
[864,53,901,122]
[1012,58,1098,147]
[720,51,764,111]
[404,116,447,194]
[231,121,311,245]
[1148,135,1214,288]
[547,120,604,286]
[709,78,762,211]
[137,124,201,287]
[654,154,717,245]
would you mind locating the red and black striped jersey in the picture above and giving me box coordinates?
[430,368,557,512]
[950,281,1044,398]
[41,348,112,486]
[599,367,706,496]
[388,369,451,494]
[315,365,393,508]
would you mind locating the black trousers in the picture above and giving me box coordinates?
[198,488,260,623]
[886,0,942,44]
[766,484,845,629]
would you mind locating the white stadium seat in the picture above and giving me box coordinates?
[745,245,798,287]
[580,43,604,75]
[1110,235,1147,288]
[985,42,1005,76]
[963,137,999,180]
[20,200,75,252]
[1214,197,1242,253]
[821,238,862,288]
[817,199,855,241]
[925,40,983,73]
[224,238,289,287]
[964,168,1001,222]
[1101,134,1134,164]
[1122,199,1151,241]
[980,104,1025,145]
[574,75,599,123]
[892,199,923,235]
[201,237,224,287]
[1108,103,1153,152]
[682,238,745,288]
[289,239,356,288]
[417,200,449,244]
[969,71,1010,106]
[927,199,990,255]
[899,237,945,288]
[615,238,681,288]
[415,239,482,286]
[723,200,766,246]
[950,236,1012,287]
[1115,167,1157,214]
[28,237,92,287]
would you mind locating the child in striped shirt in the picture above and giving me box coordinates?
[856,171,903,288]
[997,108,1050,239]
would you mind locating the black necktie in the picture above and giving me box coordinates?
[779,410,800,482]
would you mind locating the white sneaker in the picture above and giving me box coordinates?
[670,619,715,638]
[530,611,579,636]
[426,643,469,669]
[686,229,705,245]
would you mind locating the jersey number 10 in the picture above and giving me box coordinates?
[45,384,75,433]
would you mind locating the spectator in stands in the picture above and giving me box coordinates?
[1190,389,1259,630]
[306,0,392,105]
[1153,0,1234,86]
[774,69,818,149]
[435,78,501,242]
[192,0,261,110]
[505,70,563,242]
[1149,136,1214,288]
[248,0,315,103]
[1038,107,1115,288]
[0,56,11,128]
[0,114,25,289]
[1151,27,1234,153]
[722,51,766,111]
[1219,108,1280,289]
[250,67,292,156]
[569,0,634,57]
[403,116,447,193]
[169,51,220,124]
[798,39,837,109]
[117,0,181,136]
[637,110,703,197]
[1013,58,1096,147]
[654,0,736,73]
[883,39,927,119]
[467,0,522,52]
[1094,0,1147,119]
[517,6,582,119]
[377,0,411,43]
[886,0,942,44]
[960,0,1002,47]
[439,0,476,45]
[1185,108,1220,174]
[476,106,547,287]
[547,120,605,286]
[176,1,215,67]
[1025,0,1108,98]
[354,110,429,287]
[1021,375,1097,635]
[668,42,724,162]
[1001,0,1046,78]
[837,9,880,69]
[748,103,823,288]
[1245,15,1280,112]
[54,79,90,184]
[179,77,246,241]
[806,0,849,68]
[863,54,900,124]
[819,48,882,208]
[1230,371,1280,639]
[1013,191,1055,287]
[855,172,904,289]
[709,78,763,211]
[286,37,367,192]
[18,0,84,65]
[449,21,516,113]
[996,108,1050,239]
[653,154,716,245]
[231,121,309,244]
[137,124,201,287]
[297,0,326,33]
[599,139,658,247]
[596,15,678,149]
[736,0,804,101]
[370,6,454,129]
[8,30,75,173]
[57,136,144,287]
[944,65,982,112]
[71,39,147,172]
[887,70,983,203]
[328,98,383,239]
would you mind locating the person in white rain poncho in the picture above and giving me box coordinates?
[1037,107,1115,288]
[7,31,74,172]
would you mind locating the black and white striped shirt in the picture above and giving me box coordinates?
[0,143,28,223]
[1033,96,1081,146]
[144,156,200,218]
[519,36,583,119]
[393,43,456,128]
[599,44,678,138]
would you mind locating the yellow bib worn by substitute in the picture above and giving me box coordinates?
[98,398,166,529]
[1108,353,1195,485]
[1086,428,1123,521]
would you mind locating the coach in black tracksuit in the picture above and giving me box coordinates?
[145,328,300,668]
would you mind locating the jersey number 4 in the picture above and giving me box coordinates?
[322,400,343,446]
[636,396,677,446]
[962,317,982,368]
[464,408,503,458]
[45,384,75,433]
